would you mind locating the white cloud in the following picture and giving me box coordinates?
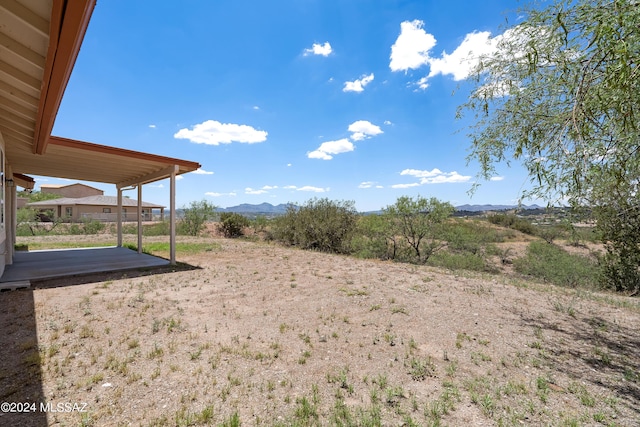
[192,168,214,175]
[400,168,472,184]
[174,120,267,145]
[283,185,329,193]
[348,120,383,141]
[205,192,237,197]
[307,138,354,160]
[416,76,429,90]
[359,181,383,189]
[304,42,333,57]
[391,183,421,189]
[343,73,374,93]
[389,20,436,72]
[390,20,518,89]
[297,186,329,193]
[262,185,278,190]
[252,105,260,110]
[384,120,393,126]
[148,124,156,129]
[245,187,268,195]
[490,176,505,181]
[427,31,496,81]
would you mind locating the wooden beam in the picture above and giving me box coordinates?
[170,170,176,265]
[33,0,96,154]
[137,185,142,254]
[117,164,180,189]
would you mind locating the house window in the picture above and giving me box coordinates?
[103,208,111,213]
[65,207,73,217]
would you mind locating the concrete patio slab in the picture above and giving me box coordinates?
[0,247,169,283]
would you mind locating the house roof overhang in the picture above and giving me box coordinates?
[11,136,201,188]
[1,1,201,188]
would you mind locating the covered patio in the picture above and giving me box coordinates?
[0,246,170,288]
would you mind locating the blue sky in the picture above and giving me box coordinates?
[49,0,533,212]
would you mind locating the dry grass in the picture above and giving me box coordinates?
[1,235,639,426]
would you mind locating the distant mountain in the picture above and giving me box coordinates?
[455,204,542,212]
[218,202,544,216]
[219,202,290,214]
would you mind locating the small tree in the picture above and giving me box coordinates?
[179,200,217,236]
[384,196,454,263]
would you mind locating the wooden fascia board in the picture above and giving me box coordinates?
[33,0,96,155]
[49,136,201,170]
[12,173,35,190]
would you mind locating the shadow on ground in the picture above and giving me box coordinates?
[0,262,199,426]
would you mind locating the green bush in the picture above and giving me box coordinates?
[428,251,491,272]
[218,212,250,238]
[143,221,170,236]
[352,214,396,260]
[82,218,106,234]
[270,198,358,254]
[514,241,600,289]
[178,200,217,236]
[487,213,537,235]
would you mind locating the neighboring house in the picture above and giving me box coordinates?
[41,183,104,198]
[28,195,165,222]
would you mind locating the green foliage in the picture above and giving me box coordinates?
[595,205,640,294]
[178,200,217,236]
[429,251,492,273]
[353,214,397,260]
[383,196,454,263]
[218,212,250,238]
[514,241,600,289]
[270,198,358,254]
[486,214,536,235]
[460,0,640,291]
[18,190,60,202]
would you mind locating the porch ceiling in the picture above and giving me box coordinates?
[1,1,201,188]
[10,136,201,187]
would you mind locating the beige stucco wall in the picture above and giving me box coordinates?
[42,184,103,198]
[61,206,153,222]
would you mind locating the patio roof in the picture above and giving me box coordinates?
[10,135,201,188]
[1,0,201,187]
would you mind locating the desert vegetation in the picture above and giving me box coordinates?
[5,219,639,426]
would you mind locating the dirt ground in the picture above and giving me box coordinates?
[1,235,639,426]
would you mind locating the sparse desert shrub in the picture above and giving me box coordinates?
[514,241,600,289]
[218,212,250,238]
[270,198,358,254]
[82,218,106,234]
[487,213,536,235]
[143,221,170,236]
[429,251,492,272]
[353,214,396,260]
[384,196,454,263]
[178,200,217,236]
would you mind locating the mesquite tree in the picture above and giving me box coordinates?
[460,0,640,292]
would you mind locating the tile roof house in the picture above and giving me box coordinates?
[28,195,166,222]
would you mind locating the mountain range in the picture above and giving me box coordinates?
[218,202,543,215]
